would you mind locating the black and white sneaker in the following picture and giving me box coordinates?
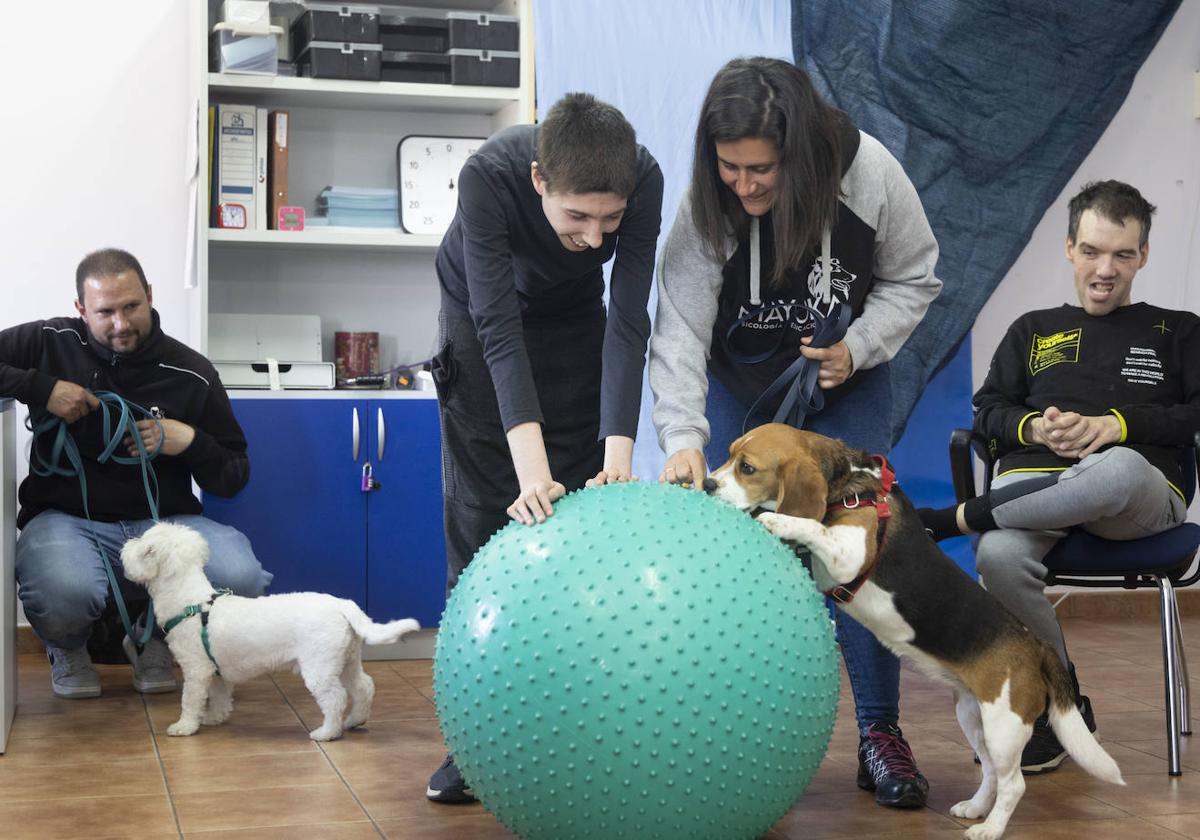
[1021,694,1097,775]
[426,755,476,803]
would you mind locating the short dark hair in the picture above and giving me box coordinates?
[691,58,845,286]
[75,248,149,303]
[1068,180,1156,249]
[535,93,639,197]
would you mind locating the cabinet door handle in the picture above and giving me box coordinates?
[352,406,361,461]
[377,407,386,461]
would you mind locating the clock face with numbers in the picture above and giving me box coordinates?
[397,135,484,236]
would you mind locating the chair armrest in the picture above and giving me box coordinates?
[949,428,996,502]
[949,428,977,503]
[1187,430,1200,509]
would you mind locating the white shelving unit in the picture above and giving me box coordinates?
[207,228,442,252]
[188,0,534,370]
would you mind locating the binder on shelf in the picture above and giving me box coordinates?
[214,103,258,229]
[267,110,289,229]
[208,105,218,227]
[254,106,268,232]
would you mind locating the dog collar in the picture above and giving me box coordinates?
[826,454,895,521]
[162,589,231,673]
[825,455,896,605]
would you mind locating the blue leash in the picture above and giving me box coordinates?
[724,301,852,433]
[28,390,165,647]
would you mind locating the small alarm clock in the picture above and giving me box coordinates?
[216,203,247,229]
[277,206,305,231]
[397,135,485,235]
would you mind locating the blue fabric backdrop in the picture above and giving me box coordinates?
[792,0,1182,443]
[534,0,794,481]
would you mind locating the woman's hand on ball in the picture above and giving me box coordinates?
[660,449,706,487]
[508,480,566,525]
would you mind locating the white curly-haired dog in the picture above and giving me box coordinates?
[121,522,420,741]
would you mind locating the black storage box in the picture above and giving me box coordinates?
[292,3,380,57]
[448,49,519,87]
[446,12,519,52]
[381,48,519,87]
[381,50,449,84]
[297,41,383,81]
[379,15,449,52]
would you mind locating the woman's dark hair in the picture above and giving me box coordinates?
[691,57,844,285]
[536,93,639,197]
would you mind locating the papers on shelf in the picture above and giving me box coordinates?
[317,185,399,228]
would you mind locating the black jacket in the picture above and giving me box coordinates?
[0,311,249,528]
[435,123,664,438]
[973,302,1200,499]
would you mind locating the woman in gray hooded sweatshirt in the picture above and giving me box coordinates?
[649,57,941,809]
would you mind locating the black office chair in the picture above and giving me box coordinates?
[949,429,1200,775]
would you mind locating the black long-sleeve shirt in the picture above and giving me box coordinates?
[973,302,1200,498]
[0,311,249,528]
[435,124,664,438]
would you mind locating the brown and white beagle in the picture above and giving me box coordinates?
[704,424,1123,840]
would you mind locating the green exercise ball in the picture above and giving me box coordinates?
[434,481,839,840]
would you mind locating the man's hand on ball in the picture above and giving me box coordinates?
[508,479,566,525]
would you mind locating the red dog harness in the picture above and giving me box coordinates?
[825,455,895,605]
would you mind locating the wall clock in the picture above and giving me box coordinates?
[397,135,485,235]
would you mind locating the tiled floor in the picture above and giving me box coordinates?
[3,614,1200,839]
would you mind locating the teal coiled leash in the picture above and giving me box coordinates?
[28,389,165,647]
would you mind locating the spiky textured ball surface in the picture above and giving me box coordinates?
[434,482,838,840]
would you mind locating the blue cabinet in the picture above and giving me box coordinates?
[203,396,447,626]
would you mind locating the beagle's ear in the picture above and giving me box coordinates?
[776,452,829,521]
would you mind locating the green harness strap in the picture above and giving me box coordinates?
[162,590,230,674]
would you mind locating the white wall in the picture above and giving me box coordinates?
[0,0,194,487]
[972,3,1200,520]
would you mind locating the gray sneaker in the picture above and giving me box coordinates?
[124,636,178,694]
[47,644,101,699]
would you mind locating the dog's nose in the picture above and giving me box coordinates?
[702,477,718,494]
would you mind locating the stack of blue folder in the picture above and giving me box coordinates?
[317,186,399,228]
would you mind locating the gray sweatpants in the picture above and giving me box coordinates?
[976,447,1188,666]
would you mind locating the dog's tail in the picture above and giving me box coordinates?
[1042,644,1124,785]
[339,601,421,646]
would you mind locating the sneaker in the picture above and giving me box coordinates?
[426,755,476,803]
[857,722,930,808]
[47,644,101,699]
[124,636,178,694]
[1021,694,1096,774]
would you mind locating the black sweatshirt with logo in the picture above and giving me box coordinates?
[973,302,1200,497]
[0,311,249,528]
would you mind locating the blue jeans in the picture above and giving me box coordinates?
[705,366,901,735]
[16,510,272,649]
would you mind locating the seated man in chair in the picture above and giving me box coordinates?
[920,180,1200,773]
[0,248,272,698]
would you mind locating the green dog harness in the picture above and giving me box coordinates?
[162,589,232,674]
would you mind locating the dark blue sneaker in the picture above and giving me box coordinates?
[426,755,476,803]
[857,723,929,808]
